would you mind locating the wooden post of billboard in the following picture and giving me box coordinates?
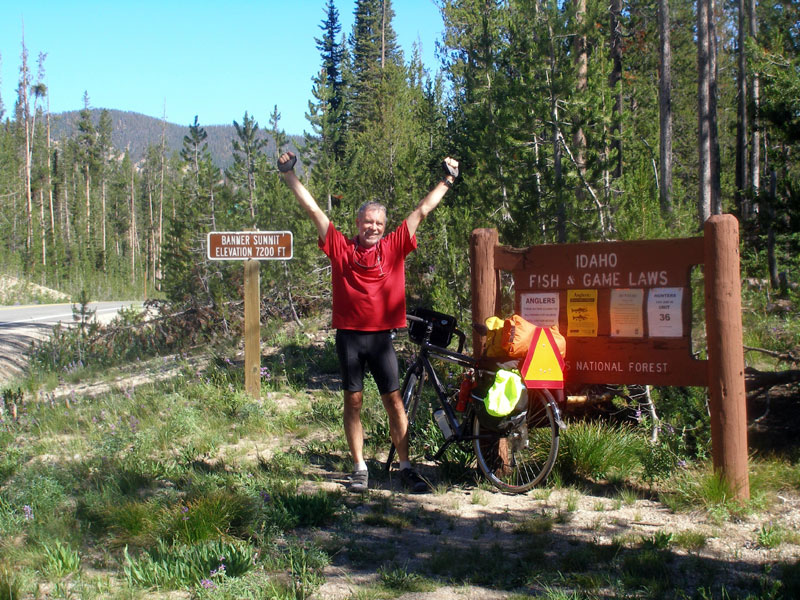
[244,259,261,399]
[704,214,749,500]
[470,228,500,356]
[471,228,509,469]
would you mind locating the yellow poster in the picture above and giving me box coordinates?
[567,289,598,336]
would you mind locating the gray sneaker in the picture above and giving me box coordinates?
[348,469,369,493]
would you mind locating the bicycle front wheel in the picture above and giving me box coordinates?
[473,389,560,493]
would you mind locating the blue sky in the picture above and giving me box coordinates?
[1,0,445,135]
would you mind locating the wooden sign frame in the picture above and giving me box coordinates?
[469,215,749,499]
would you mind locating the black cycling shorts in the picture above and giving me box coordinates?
[335,329,400,394]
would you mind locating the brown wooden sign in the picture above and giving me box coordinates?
[494,237,707,386]
[207,231,293,261]
[205,230,294,402]
[470,216,749,499]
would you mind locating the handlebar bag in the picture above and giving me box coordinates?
[408,307,456,348]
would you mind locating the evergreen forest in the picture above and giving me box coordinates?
[1,0,798,321]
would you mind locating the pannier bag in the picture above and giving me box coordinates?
[408,307,456,348]
[486,369,526,417]
[472,369,529,433]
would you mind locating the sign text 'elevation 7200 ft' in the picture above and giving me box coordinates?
[207,231,293,261]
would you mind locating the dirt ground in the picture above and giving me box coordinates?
[308,395,800,599]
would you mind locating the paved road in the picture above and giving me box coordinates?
[0,302,138,383]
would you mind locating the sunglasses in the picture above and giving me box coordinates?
[351,243,386,278]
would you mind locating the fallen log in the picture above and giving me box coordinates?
[745,366,800,395]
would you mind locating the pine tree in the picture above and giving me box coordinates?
[441,0,511,223]
[349,0,402,129]
[17,33,34,255]
[268,105,288,157]
[658,0,673,217]
[229,111,266,223]
[307,1,349,212]
[97,109,113,271]
[313,0,349,161]
[75,92,97,246]
[180,116,208,203]
[0,51,5,122]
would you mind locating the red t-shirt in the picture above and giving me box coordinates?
[319,220,417,331]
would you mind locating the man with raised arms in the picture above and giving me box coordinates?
[278,151,459,493]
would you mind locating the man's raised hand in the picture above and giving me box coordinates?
[442,157,459,180]
[278,152,297,173]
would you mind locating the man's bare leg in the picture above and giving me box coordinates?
[343,390,365,465]
[344,390,369,492]
[381,389,409,463]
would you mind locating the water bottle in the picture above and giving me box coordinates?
[433,408,453,439]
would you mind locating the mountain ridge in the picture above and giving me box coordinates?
[48,108,303,169]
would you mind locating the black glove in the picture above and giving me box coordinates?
[278,154,297,173]
[442,159,459,179]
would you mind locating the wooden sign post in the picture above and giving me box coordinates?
[704,215,748,499]
[207,231,293,399]
[243,260,261,399]
[470,214,749,499]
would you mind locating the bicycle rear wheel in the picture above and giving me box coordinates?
[385,366,423,469]
[473,389,559,493]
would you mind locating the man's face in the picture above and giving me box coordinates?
[356,208,386,248]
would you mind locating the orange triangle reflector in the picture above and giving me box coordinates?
[520,327,565,389]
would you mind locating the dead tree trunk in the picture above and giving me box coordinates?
[658,0,673,216]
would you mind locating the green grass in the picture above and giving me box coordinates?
[671,529,708,551]
[555,420,648,482]
[42,540,82,577]
[377,563,437,594]
[0,355,345,597]
[756,522,785,549]
[3,294,800,599]
[123,538,257,589]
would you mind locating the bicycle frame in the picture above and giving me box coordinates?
[401,313,510,461]
[406,338,480,460]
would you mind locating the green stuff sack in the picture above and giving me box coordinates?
[485,369,526,417]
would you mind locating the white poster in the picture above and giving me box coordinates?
[647,288,684,337]
[610,289,644,337]
[521,292,560,327]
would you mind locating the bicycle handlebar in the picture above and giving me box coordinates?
[405,313,466,354]
[405,314,426,324]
